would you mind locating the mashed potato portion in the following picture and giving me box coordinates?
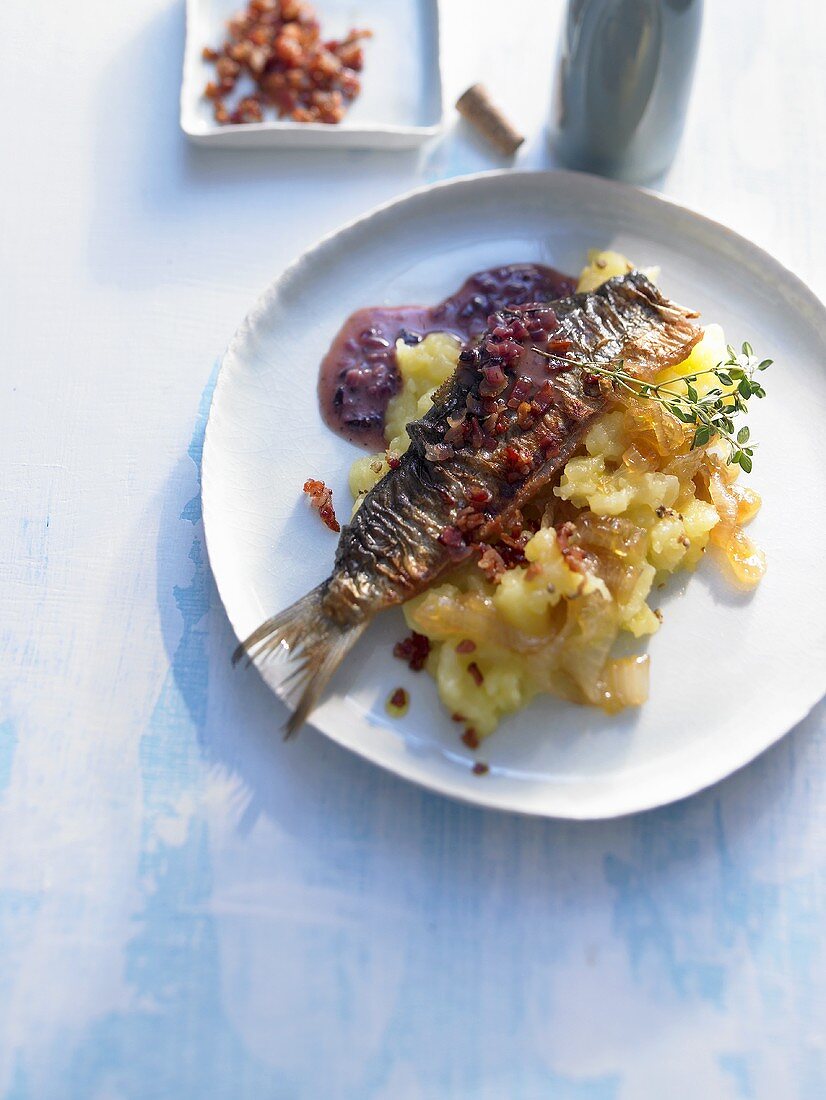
[349,253,765,737]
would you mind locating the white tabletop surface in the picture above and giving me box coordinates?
[2,2,825,1097]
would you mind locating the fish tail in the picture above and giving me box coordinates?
[232,583,367,738]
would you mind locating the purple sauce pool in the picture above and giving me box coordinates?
[318,263,576,450]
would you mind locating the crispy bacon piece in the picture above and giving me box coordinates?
[303,478,340,532]
[467,485,492,506]
[479,364,508,397]
[507,375,534,408]
[467,662,484,686]
[393,631,431,671]
[556,521,588,572]
[503,445,532,483]
[386,686,409,717]
[455,506,487,534]
[438,525,468,555]
[461,727,480,749]
[531,379,555,414]
[477,543,507,583]
[516,401,535,431]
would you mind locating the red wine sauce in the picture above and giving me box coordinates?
[318,263,576,450]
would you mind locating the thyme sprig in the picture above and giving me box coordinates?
[533,341,772,472]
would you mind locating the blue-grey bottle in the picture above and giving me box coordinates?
[550,0,704,182]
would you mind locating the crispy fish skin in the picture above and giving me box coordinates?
[325,272,699,618]
[236,272,701,733]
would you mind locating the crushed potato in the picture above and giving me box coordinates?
[349,332,461,512]
[576,248,660,293]
[349,255,765,737]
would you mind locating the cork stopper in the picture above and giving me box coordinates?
[455,84,524,157]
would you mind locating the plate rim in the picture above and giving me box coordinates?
[202,167,826,819]
[180,0,445,146]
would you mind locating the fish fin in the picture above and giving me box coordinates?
[232,583,367,738]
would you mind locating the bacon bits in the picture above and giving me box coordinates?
[438,525,468,556]
[477,543,507,583]
[467,662,484,686]
[455,639,476,654]
[203,1,371,126]
[454,506,487,535]
[516,401,535,431]
[393,631,431,671]
[502,445,532,483]
[531,379,555,414]
[302,477,340,532]
[467,485,492,506]
[507,375,533,408]
[479,364,508,397]
[556,521,587,572]
[386,687,409,718]
[472,761,490,776]
[461,727,480,750]
[478,510,538,573]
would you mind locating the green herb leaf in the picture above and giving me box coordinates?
[530,337,771,469]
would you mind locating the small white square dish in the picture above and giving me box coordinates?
[181,0,443,148]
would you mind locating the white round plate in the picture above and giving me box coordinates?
[202,169,826,819]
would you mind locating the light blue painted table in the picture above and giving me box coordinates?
[1,2,824,1097]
